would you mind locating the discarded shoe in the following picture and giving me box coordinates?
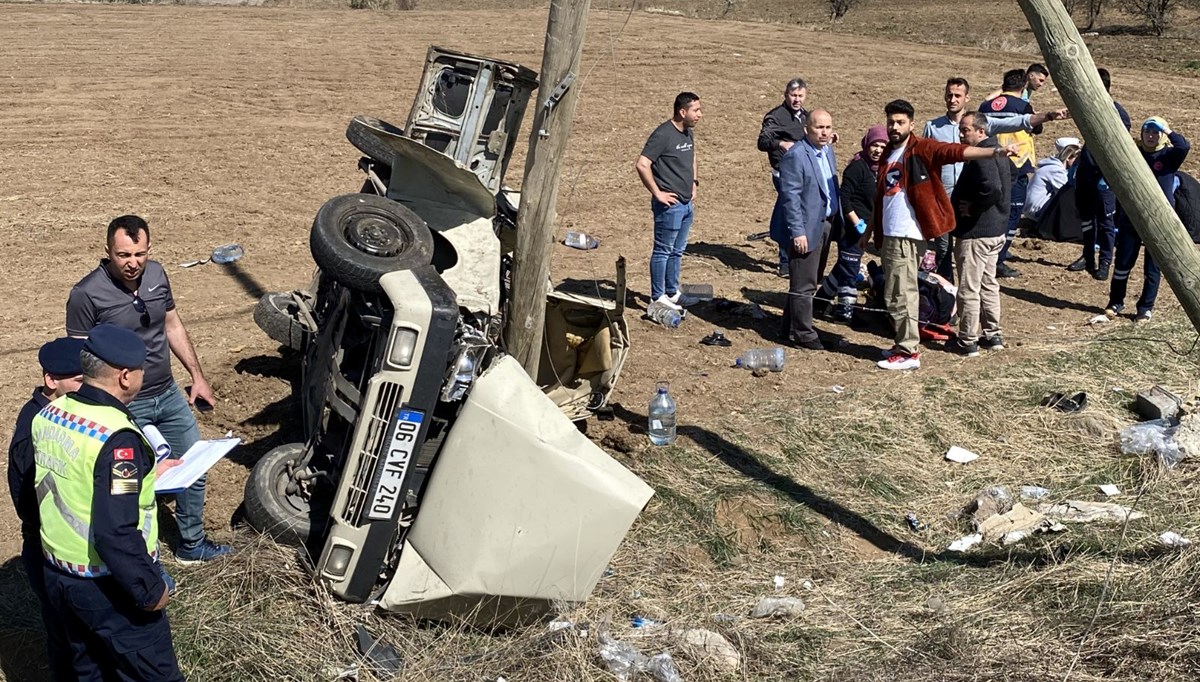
[700,330,732,347]
[1041,391,1088,413]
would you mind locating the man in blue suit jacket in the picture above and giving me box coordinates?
[770,109,842,350]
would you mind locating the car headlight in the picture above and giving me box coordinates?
[388,328,419,368]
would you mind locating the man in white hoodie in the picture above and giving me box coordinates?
[1022,137,1081,223]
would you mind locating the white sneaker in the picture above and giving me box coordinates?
[877,352,921,371]
[656,294,684,312]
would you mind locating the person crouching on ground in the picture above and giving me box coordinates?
[862,100,1018,371]
[771,109,841,350]
[636,92,702,313]
[1022,137,1081,228]
[1106,117,1191,322]
[946,112,1013,357]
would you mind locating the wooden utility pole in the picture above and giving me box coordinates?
[505,0,591,375]
[1017,0,1200,334]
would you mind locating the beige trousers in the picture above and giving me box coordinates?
[881,236,924,354]
[953,235,1005,344]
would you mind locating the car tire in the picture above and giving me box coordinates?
[253,292,308,351]
[244,443,314,547]
[346,115,406,168]
[310,193,434,292]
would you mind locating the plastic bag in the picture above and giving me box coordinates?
[1119,419,1183,468]
[598,634,648,682]
[646,652,683,682]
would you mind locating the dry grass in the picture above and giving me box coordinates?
[150,313,1200,680]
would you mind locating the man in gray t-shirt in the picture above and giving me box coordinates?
[65,215,231,563]
[636,91,702,310]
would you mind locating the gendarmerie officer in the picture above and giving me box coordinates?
[33,324,185,681]
[6,337,85,681]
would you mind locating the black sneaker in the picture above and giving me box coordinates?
[996,263,1021,278]
[1093,263,1110,281]
[830,304,854,324]
[1066,257,1088,272]
[979,335,1005,351]
[945,338,980,357]
[1135,309,1153,323]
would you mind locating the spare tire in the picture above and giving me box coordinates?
[346,115,407,169]
[310,194,434,291]
[244,443,316,547]
[253,292,309,351]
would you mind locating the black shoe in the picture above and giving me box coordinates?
[795,338,825,351]
[978,335,1005,351]
[1093,263,1110,281]
[700,330,732,347]
[830,305,854,324]
[1066,257,1088,272]
[945,338,980,357]
[996,263,1021,278]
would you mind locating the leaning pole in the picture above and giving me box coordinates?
[1017,0,1200,334]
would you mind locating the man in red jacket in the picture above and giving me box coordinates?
[863,100,1017,371]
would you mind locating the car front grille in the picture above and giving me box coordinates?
[341,380,405,525]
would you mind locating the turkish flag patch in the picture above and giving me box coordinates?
[114,448,135,461]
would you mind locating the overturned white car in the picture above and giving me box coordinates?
[247,47,651,624]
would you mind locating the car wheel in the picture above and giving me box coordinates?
[310,193,434,292]
[346,115,406,168]
[244,443,315,547]
[253,292,308,351]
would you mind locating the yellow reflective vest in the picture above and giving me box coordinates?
[31,395,157,577]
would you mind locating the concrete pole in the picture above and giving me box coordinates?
[504,0,591,376]
[1018,0,1200,333]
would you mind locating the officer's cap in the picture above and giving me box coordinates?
[38,337,85,377]
[83,324,147,370]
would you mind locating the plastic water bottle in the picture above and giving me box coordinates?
[563,231,599,250]
[646,301,682,328]
[211,244,244,264]
[647,381,676,446]
[734,348,786,372]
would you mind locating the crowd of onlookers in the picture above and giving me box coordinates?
[635,64,1193,370]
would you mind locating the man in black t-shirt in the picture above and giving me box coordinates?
[636,92,702,313]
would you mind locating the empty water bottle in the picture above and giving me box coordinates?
[734,347,786,372]
[647,381,677,446]
[211,244,244,264]
[646,301,682,328]
[563,231,600,250]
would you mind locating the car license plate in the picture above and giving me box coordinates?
[365,408,425,521]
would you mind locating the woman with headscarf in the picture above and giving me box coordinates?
[818,124,887,323]
[1105,117,1190,322]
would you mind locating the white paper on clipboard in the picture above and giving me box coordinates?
[154,438,240,493]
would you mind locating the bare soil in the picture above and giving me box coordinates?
[0,3,1198,679]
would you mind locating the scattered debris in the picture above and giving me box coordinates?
[1037,500,1146,524]
[179,258,210,268]
[750,596,805,618]
[598,634,648,682]
[978,503,1067,545]
[1020,485,1050,501]
[968,486,1013,528]
[1047,325,1057,330]
[1098,484,1121,497]
[772,575,786,590]
[676,628,741,673]
[947,533,982,552]
[646,652,683,682]
[710,613,737,624]
[548,618,574,632]
[1088,313,1110,325]
[563,230,600,250]
[830,385,845,394]
[742,302,767,320]
[1120,419,1184,468]
[1041,391,1088,413]
[601,432,640,454]
[631,616,664,629]
[945,446,979,464]
[1159,531,1192,549]
[923,596,946,613]
[905,513,926,531]
[800,579,814,591]
[1136,385,1182,421]
[355,624,405,675]
[211,243,245,264]
[700,330,731,347]
[746,231,770,241]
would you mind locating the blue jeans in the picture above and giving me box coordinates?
[1108,225,1161,314]
[650,199,694,301]
[129,383,207,548]
[998,172,1029,264]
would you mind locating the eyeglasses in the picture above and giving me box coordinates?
[132,292,150,327]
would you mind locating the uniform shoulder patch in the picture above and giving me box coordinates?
[111,461,140,495]
[114,448,135,461]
